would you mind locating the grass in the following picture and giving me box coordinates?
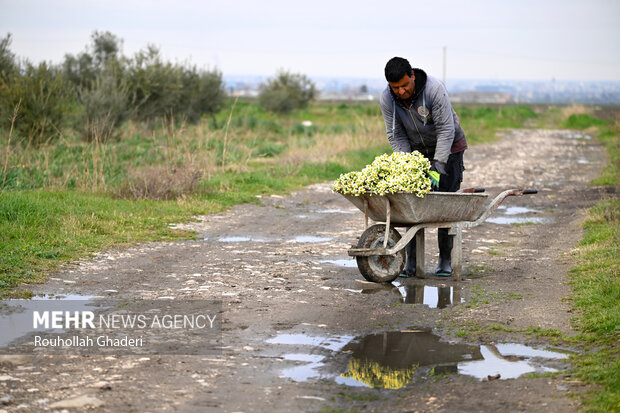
[563,107,619,412]
[451,321,568,346]
[454,104,538,144]
[336,391,380,402]
[0,191,213,292]
[463,283,523,308]
[569,199,620,412]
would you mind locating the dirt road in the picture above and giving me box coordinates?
[0,127,609,412]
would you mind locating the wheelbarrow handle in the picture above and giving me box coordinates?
[459,187,486,193]
[464,188,539,228]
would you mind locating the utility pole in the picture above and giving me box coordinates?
[442,46,447,85]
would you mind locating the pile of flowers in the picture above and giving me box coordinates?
[333,151,431,197]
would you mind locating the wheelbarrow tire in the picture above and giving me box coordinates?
[356,224,405,283]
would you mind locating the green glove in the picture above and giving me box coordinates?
[428,170,440,189]
[428,160,446,189]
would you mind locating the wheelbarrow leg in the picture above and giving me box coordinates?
[415,228,425,278]
[450,225,463,281]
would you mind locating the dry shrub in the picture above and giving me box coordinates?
[115,165,203,200]
[279,118,385,164]
[561,104,590,118]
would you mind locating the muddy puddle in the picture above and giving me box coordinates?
[267,330,570,389]
[204,235,333,243]
[292,236,333,243]
[0,295,97,347]
[346,281,462,309]
[318,258,358,268]
[562,132,591,140]
[316,208,357,214]
[392,282,462,308]
[487,205,550,225]
[213,236,271,243]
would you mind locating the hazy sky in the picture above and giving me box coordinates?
[2,0,620,82]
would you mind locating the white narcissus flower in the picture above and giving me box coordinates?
[333,152,431,197]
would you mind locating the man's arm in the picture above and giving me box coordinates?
[428,81,455,164]
[380,89,411,153]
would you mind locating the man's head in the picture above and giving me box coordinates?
[385,57,415,99]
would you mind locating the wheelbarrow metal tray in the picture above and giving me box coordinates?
[342,192,489,225]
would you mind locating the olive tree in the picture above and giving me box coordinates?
[258,70,316,114]
[125,46,226,125]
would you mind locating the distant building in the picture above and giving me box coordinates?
[450,91,513,104]
[223,75,620,105]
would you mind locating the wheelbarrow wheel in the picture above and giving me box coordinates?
[356,224,405,283]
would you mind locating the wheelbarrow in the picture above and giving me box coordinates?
[341,188,537,282]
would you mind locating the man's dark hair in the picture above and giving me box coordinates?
[384,57,412,82]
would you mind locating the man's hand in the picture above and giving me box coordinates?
[431,160,447,175]
[428,160,447,189]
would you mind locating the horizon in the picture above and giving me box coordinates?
[3,0,620,83]
[223,73,620,85]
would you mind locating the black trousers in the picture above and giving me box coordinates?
[435,150,465,266]
[435,150,465,193]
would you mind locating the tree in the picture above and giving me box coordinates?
[259,70,316,114]
[91,31,121,68]
[126,45,225,124]
[77,70,128,142]
[1,61,71,145]
[178,67,226,123]
[0,33,17,82]
[63,31,122,88]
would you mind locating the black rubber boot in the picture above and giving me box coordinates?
[400,237,416,278]
[436,228,453,277]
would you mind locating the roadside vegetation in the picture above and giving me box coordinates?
[563,111,619,412]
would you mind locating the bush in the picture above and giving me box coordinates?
[0,33,17,82]
[563,114,609,130]
[114,165,203,200]
[2,32,226,140]
[77,69,128,142]
[179,67,226,123]
[0,61,72,145]
[126,46,225,124]
[63,31,122,89]
[126,46,181,123]
[259,70,316,114]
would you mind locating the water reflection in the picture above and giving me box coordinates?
[458,343,568,380]
[353,281,461,308]
[394,284,458,308]
[338,331,481,389]
[267,331,571,389]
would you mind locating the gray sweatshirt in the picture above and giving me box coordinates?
[379,69,466,164]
